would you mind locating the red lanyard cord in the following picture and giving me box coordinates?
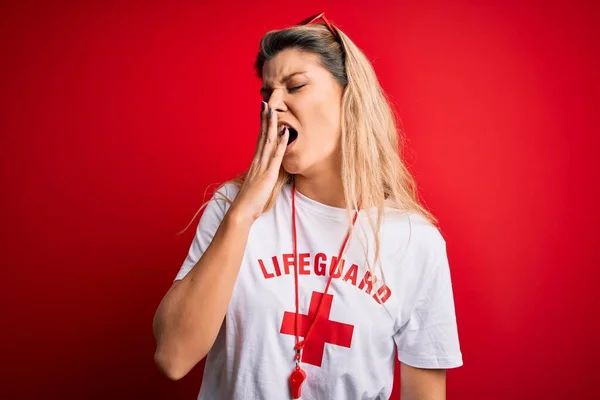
[291,184,360,361]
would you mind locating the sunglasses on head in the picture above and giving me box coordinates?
[297,12,341,41]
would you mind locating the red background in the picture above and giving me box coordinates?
[1,1,598,399]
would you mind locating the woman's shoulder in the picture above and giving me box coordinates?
[205,181,241,213]
[214,181,241,200]
[380,209,446,258]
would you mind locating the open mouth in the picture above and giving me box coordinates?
[287,127,298,145]
[279,124,299,145]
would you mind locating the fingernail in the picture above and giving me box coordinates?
[269,107,272,117]
[279,126,287,136]
[261,101,266,112]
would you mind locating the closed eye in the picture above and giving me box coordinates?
[260,84,306,101]
[288,84,306,93]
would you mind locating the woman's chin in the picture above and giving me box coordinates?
[282,158,302,175]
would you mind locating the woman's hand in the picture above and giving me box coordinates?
[230,102,289,222]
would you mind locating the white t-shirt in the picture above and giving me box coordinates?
[175,183,463,399]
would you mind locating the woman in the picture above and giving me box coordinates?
[153,12,463,400]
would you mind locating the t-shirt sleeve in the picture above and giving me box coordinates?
[174,183,237,281]
[393,239,463,369]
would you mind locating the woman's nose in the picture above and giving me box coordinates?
[267,90,287,112]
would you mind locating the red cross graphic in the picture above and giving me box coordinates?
[280,291,354,367]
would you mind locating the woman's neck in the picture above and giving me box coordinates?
[294,170,345,209]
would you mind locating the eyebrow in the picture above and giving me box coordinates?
[260,71,308,96]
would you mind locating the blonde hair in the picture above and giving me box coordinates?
[181,20,438,283]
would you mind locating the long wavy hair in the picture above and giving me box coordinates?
[181,18,438,279]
